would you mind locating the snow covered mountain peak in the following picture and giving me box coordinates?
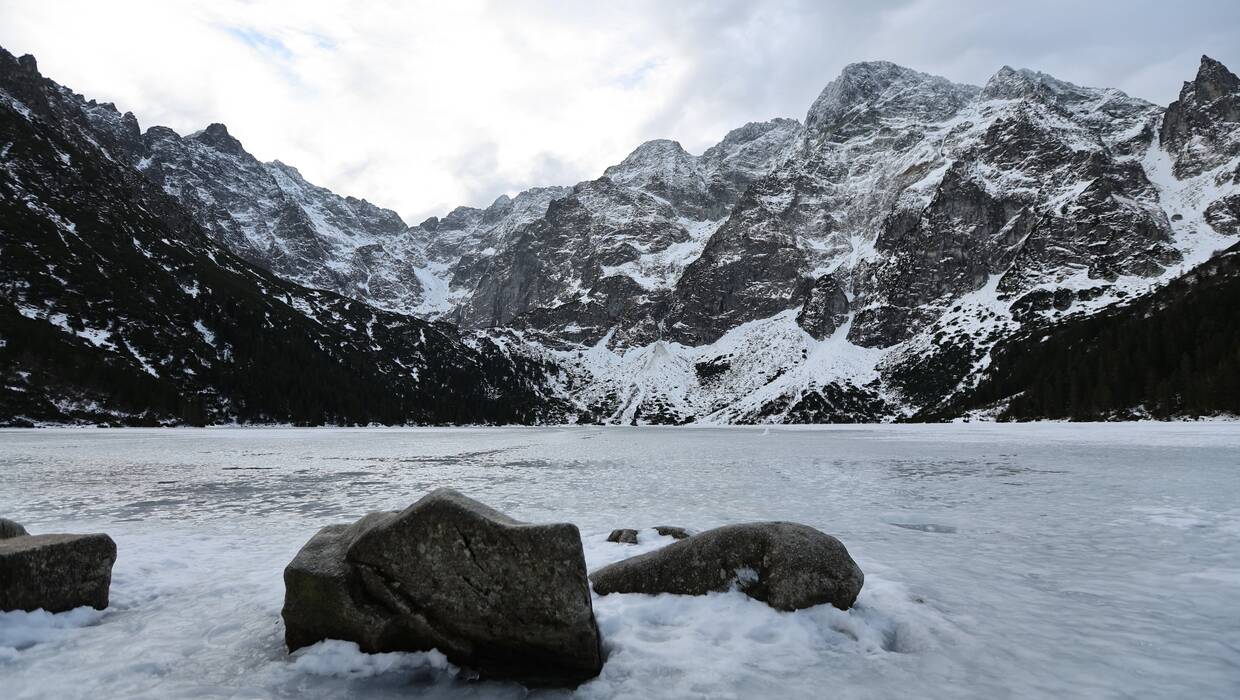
[601,138,704,210]
[700,118,803,186]
[1161,54,1240,177]
[805,60,979,138]
[68,106,435,314]
[605,138,693,173]
[440,115,804,339]
[265,158,302,177]
[981,65,1154,113]
[1191,55,1240,101]
[187,122,248,157]
[599,121,802,222]
[712,118,802,150]
[982,65,1069,100]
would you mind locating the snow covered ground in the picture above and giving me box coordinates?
[1,424,1238,698]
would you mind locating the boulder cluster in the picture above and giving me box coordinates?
[1,491,864,689]
[281,489,864,686]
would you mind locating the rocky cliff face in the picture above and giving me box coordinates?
[73,103,442,316]
[447,119,804,346]
[1159,57,1240,238]
[530,57,1239,423]
[668,62,1175,348]
[1161,56,1240,176]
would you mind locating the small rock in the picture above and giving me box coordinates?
[652,525,690,540]
[890,522,957,534]
[283,489,602,687]
[0,517,28,539]
[590,522,863,611]
[0,533,117,612]
[607,528,639,544]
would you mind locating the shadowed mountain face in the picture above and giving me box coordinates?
[77,102,432,316]
[3,46,1239,424]
[0,50,566,426]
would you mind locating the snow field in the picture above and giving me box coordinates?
[1,424,1238,698]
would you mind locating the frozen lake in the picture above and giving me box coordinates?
[1,424,1238,698]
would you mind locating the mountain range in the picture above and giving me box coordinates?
[2,45,1237,425]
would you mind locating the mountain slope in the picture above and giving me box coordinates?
[76,102,441,316]
[935,240,1240,420]
[546,58,1240,423]
[0,50,565,426]
[4,47,1238,425]
[446,119,804,345]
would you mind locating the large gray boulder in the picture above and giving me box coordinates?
[282,489,602,687]
[590,522,863,611]
[0,517,28,539]
[0,533,117,612]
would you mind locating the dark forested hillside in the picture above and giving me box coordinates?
[938,243,1240,421]
[0,50,565,426]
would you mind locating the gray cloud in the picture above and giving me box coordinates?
[1,1,1236,223]
[629,0,1240,147]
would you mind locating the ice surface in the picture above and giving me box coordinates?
[1,424,1238,698]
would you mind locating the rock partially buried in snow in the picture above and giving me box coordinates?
[282,488,603,687]
[0,533,117,612]
[608,526,691,543]
[607,528,639,544]
[652,525,690,540]
[0,517,28,539]
[590,522,864,611]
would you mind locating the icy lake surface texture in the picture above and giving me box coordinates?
[2,425,1238,699]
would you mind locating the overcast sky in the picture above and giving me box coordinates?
[2,1,1237,224]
